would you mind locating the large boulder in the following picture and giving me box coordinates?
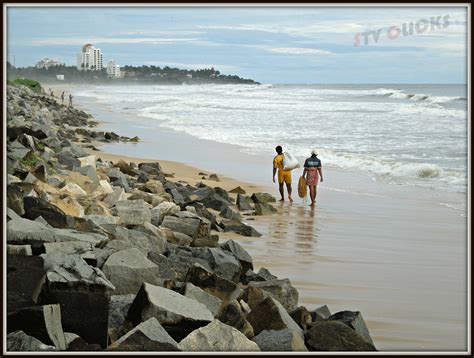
[109,226,167,256]
[305,321,377,351]
[108,294,136,343]
[248,279,298,312]
[326,311,374,346]
[7,304,67,350]
[254,202,277,215]
[108,317,180,351]
[188,187,231,211]
[200,247,242,282]
[102,248,162,295]
[310,305,331,321]
[7,330,57,351]
[217,300,254,339]
[23,196,68,228]
[160,216,201,239]
[7,184,25,216]
[253,328,308,351]
[127,283,214,341]
[114,200,151,226]
[220,219,261,237]
[220,239,253,275]
[182,283,222,317]
[290,306,312,330]
[178,320,260,351]
[251,193,276,204]
[247,297,304,341]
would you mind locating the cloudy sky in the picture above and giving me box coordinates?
[7,6,468,84]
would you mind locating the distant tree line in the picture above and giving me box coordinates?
[7,62,259,85]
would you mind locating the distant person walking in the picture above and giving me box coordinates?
[273,145,293,203]
[61,91,65,104]
[302,149,323,207]
[68,94,73,107]
[50,89,54,97]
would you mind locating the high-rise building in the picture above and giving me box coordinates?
[106,60,121,78]
[77,44,103,71]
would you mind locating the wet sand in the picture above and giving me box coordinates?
[71,89,467,352]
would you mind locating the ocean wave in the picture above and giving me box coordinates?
[368,88,466,104]
[390,163,443,178]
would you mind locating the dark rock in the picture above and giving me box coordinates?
[246,297,304,341]
[138,162,162,175]
[108,294,139,343]
[251,193,276,204]
[67,337,103,351]
[137,172,149,183]
[191,235,219,248]
[161,216,201,239]
[326,311,374,346]
[220,219,261,237]
[127,282,213,342]
[23,196,68,229]
[104,131,120,141]
[248,279,298,312]
[290,306,312,330]
[305,321,376,351]
[184,263,239,302]
[57,149,81,170]
[220,239,253,276]
[229,186,246,194]
[217,300,254,339]
[188,187,231,211]
[310,305,331,321]
[114,160,138,176]
[220,205,241,220]
[254,328,308,351]
[208,174,220,182]
[7,184,25,216]
[213,187,230,201]
[7,304,67,350]
[108,317,180,351]
[254,202,277,215]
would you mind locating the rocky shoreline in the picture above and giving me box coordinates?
[6,82,377,352]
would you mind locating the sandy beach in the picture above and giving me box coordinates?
[47,84,468,351]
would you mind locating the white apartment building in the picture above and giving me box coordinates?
[77,44,103,71]
[36,58,59,69]
[106,60,121,78]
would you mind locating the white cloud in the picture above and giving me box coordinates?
[28,37,199,46]
[266,47,333,55]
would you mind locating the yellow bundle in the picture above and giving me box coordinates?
[298,176,307,198]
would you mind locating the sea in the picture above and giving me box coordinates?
[75,83,468,212]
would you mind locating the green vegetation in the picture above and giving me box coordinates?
[8,78,42,93]
[7,62,259,85]
[20,151,42,168]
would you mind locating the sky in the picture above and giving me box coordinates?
[6,5,468,84]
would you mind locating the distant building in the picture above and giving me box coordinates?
[56,75,65,81]
[186,74,193,79]
[36,58,59,69]
[106,60,121,78]
[77,44,103,71]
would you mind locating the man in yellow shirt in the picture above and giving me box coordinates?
[273,145,293,203]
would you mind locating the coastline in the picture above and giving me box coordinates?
[58,85,467,351]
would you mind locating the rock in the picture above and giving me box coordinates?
[108,317,180,351]
[310,305,331,321]
[184,263,239,302]
[102,187,126,207]
[127,282,214,341]
[248,279,298,312]
[290,306,312,330]
[42,241,93,255]
[64,332,80,349]
[183,282,222,317]
[243,267,278,284]
[114,160,137,176]
[229,186,246,194]
[102,248,162,295]
[23,172,38,184]
[208,174,220,182]
[76,165,99,182]
[191,235,219,248]
[220,239,253,275]
[108,226,166,255]
[106,168,129,184]
[7,184,25,216]
[50,197,84,217]
[108,294,136,343]
[84,215,119,227]
[160,216,201,239]
[220,205,241,220]
[254,202,277,215]
[326,311,374,346]
[7,304,67,350]
[178,320,260,351]
[149,250,211,282]
[92,180,114,196]
[254,328,308,351]
[150,202,179,226]
[203,247,242,282]
[305,321,377,351]
[220,219,261,237]
[139,180,165,195]
[7,244,33,256]
[217,300,254,339]
[23,196,68,228]
[77,155,96,168]
[60,183,87,196]
[188,187,231,211]
[83,201,111,216]
[251,193,276,204]
[7,330,57,351]
[114,200,151,225]
[247,297,304,341]
[242,286,270,311]
[138,162,162,175]
[57,149,80,170]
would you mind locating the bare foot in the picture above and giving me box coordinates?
[309,202,315,207]
[279,198,284,202]
[288,196,293,203]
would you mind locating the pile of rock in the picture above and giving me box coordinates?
[6,83,377,352]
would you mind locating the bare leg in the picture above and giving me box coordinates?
[286,183,293,203]
[309,185,316,206]
[278,183,284,201]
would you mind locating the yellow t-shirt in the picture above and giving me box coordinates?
[273,154,289,172]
